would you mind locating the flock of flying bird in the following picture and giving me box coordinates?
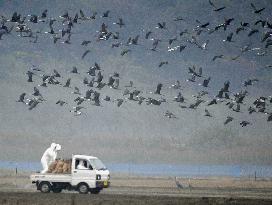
[1,0,272,127]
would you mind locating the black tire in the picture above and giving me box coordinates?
[78,183,89,194]
[90,188,100,194]
[39,181,51,193]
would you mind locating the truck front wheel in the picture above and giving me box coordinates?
[39,182,51,193]
[77,183,89,194]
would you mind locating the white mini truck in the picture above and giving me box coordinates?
[30,155,110,194]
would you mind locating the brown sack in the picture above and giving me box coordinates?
[67,159,72,173]
[63,159,72,173]
[47,160,58,173]
[53,160,64,174]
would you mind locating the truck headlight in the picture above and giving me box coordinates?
[96,174,101,180]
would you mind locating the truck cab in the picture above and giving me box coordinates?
[73,155,110,188]
[30,154,109,194]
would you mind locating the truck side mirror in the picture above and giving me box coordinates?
[89,165,93,170]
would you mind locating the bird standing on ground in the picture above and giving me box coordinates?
[174,177,183,189]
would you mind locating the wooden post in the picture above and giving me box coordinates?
[14,166,18,188]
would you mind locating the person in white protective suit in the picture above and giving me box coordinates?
[77,160,88,169]
[41,143,61,173]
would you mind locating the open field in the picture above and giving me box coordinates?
[1,170,272,204]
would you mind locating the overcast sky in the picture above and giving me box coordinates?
[0,0,271,165]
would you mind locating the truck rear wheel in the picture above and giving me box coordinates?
[39,182,51,193]
[78,183,89,194]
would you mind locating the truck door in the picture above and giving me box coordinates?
[71,158,96,188]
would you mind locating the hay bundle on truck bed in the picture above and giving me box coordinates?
[47,159,72,174]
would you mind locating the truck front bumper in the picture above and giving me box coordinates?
[96,181,104,189]
[103,180,110,188]
[96,180,110,188]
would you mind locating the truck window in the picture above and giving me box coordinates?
[89,158,106,170]
[75,159,89,169]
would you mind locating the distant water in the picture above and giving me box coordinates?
[0,161,272,178]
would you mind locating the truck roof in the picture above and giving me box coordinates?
[73,154,98,159]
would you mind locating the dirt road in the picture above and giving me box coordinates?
[1,185,272,205]
[1,189,272,205]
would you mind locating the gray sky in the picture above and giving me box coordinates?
[0,0,271,165]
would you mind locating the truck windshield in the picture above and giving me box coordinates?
[89,158,107,170]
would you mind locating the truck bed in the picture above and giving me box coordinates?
[30,173,72,183]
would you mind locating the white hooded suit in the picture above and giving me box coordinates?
[41,143,61,173]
